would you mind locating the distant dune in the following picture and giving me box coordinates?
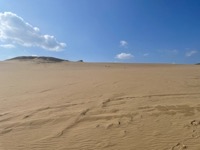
[0,61,200,150]
[6,56,68,63]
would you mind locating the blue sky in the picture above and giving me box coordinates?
[0,0,200,64]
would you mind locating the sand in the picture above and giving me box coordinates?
[0,60,200,150]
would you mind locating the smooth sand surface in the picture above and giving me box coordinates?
[0,61,200,150]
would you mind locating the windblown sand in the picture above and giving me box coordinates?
[0,61,200,150]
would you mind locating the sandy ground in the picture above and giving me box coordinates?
[0,61,200,150]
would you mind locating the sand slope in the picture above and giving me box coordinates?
[0,61,200,150]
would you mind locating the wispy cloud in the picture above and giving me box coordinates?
[0,12,66,51]
[143,53,149,57]
[0,44,15,49]
[31,54,38,57]
[185,50,198,57]
[157,49,179,58]
[157,49,178,54]
[171,49,178,54]
[120,40,128,47]
[116,52,133,60]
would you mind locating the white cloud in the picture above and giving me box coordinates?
[185,50,198,57]
[31,54,38,57]
[172,49,178,53]
[0,12,66,51]
[0,44,15,48]
[116,53,133,59]
[120,40,128,47]
[143,53,149,57]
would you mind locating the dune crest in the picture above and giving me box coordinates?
[6,56,67,63]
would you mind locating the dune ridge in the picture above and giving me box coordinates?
[0,61,200,149]
[6,56,67,63]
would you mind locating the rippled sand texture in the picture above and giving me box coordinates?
[0,61,200,150]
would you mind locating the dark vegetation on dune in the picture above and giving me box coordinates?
[7,56,66,62]
[196,63,200,65]
[6,56,84,63]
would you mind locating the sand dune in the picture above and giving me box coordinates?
[0,61,200,150]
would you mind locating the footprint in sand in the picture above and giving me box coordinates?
[171,143,187,150]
